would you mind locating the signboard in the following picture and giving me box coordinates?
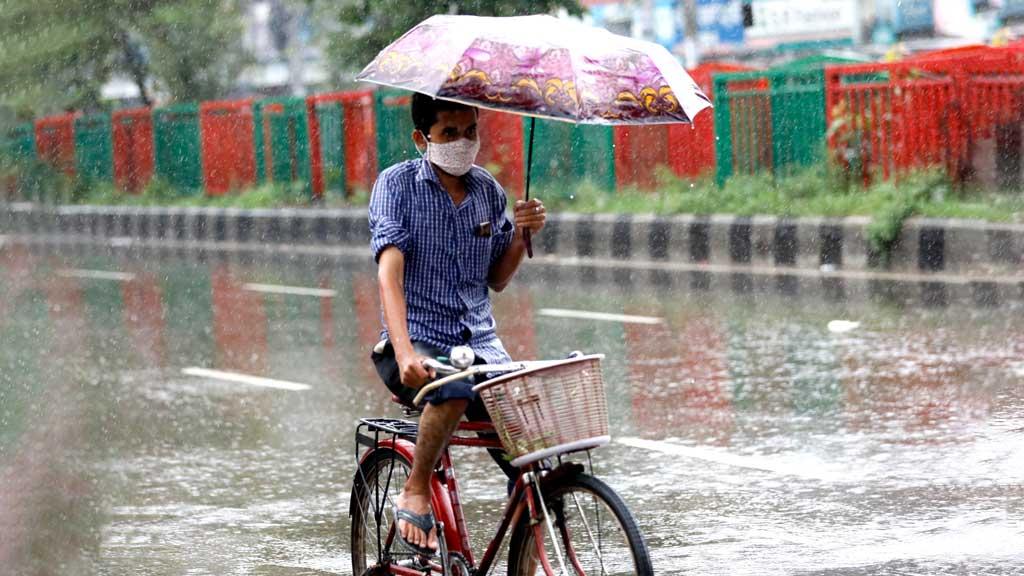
[934,0,999,39]
[744,0,856,45]
[890,0,934,34]
[654,0,683,49]
[1000,0,1024,19]
[696,0,745,47]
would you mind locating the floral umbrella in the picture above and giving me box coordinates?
[357,14,713,254]
[357,14,711,125]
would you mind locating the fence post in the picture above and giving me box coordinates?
[713,75,732,187]
[307,97,324,199]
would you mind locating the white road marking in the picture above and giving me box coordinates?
[181,367,312,391]
[57,268,136,282]
[242,282,337,298]
[827,320,861,333]
[537,308,663,325]
[617,437,842,481]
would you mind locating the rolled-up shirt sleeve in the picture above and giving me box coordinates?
[368,171,411,262]
[490,181,516,267]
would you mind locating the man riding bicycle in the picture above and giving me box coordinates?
[369,93,546,555]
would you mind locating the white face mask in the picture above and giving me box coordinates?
[421,137,481,177]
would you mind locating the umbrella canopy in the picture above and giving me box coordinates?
[356,14,712,126]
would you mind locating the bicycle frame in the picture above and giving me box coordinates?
[355,418,565,576]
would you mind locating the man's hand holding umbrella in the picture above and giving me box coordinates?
[513,198,546,242]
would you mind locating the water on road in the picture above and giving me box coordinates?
[1,243,1022,575]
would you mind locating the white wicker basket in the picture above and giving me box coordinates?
[473,355,609,467]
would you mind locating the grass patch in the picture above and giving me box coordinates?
[0,157,370,209]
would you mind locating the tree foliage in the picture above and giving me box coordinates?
[140,1,249,103]
[325,0,583,82]
[0,0,247,117]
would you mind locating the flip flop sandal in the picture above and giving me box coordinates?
[394,508,437,557]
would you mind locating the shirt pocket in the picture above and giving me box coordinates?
[465,207,495,280]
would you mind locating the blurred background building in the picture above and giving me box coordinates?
[72,0,1024,107]
[581,0,1024,67]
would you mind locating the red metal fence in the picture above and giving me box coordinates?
[35,113,77,176]
[614,125,670,190]
[611,63,751,189]
[112,108,154,193]
[307,90,377,198]
[200,99,256,194]
[669,62,753,180]
[477,109,525,198]
[825,48,1024,186]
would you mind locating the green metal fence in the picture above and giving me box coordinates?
[528,119,615,197]
[714,56,864,184]
[153,104,203,192]
[375,90,418,171]
[312,100,347,197]
[253,97,311,193]
[74,113,113,182]
[2,123,36,161]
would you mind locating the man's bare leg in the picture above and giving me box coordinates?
[396,399,468,551]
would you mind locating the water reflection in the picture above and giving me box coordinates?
[1,243,1022,574]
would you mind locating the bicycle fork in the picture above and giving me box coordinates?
[525,471,570,576]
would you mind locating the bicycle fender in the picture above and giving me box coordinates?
[358,436,417,467]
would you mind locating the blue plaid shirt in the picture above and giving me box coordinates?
[369,158,516,364]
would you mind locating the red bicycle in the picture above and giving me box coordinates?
[350,352,654,575]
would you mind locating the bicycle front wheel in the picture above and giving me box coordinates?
[507,472,654,576]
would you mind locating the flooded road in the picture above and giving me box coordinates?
[1,243,1022,575]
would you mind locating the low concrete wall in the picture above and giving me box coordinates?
[2,203,1022,277]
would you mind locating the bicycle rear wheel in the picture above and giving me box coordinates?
[507,472,653,576]
[350,448,412,574]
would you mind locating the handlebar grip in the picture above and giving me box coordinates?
[422,358,459,376]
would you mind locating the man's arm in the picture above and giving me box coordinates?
[488,199,545,292]
[378,246,432,388]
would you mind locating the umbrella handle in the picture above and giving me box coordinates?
[523,117,536,259]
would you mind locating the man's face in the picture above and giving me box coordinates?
[416,108,478,147]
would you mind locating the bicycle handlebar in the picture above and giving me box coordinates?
[410,357,585,406]
[422,357,461,376]
[412,361,532,406]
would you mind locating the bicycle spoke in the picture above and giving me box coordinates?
[569,492,609,575]
[352,450,414,574]
[510,475,650,576]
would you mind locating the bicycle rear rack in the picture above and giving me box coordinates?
[357,418,419,446]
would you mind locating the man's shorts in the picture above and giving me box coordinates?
[370,339,518,482]
[370,340,484,407]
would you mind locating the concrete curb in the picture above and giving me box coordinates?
[2,203,1022,277]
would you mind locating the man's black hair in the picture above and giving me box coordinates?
[411,92,476,135]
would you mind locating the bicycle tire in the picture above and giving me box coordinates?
[507,472,654,576]
[350,447,412,575]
